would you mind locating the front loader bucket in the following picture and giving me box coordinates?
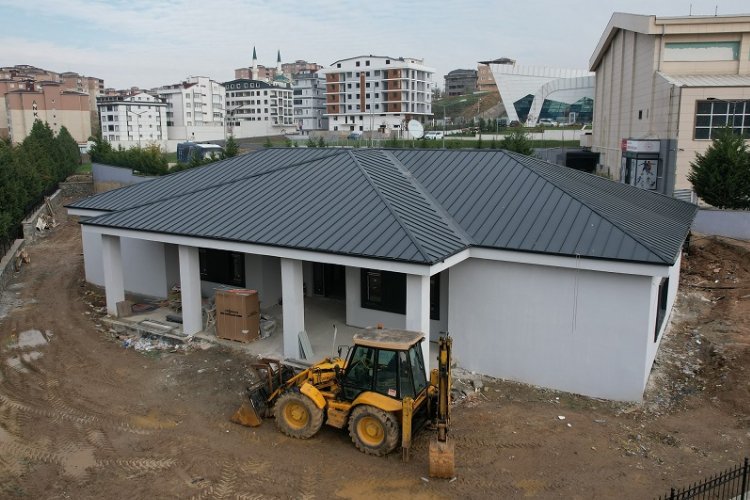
[429,437,455,479]
[231,401,263,427]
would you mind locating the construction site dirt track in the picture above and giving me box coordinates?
[0,211,747,499]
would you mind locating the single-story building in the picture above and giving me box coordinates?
[67,148,697,401]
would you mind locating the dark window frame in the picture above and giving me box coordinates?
[654,277,670,342]
[361,269,405,314]
[199,248,245,287]
[360,269,440,320]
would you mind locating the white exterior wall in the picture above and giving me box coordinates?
[81,227,171,298]
[448,258,656,401]
[244,254,282,309]
[643,254,682,382]
[343,266,448,338]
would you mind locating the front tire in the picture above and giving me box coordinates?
[348,405,400,456]
[273,391,323,439]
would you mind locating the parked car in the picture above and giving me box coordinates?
[538,118,558,127]
[509,120,521,128]
[424,131,444,140]
[347,132,363,140]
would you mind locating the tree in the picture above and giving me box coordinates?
[316,137,326,148]
[264,137,273,148]
[224,135,239,158]
[500,129,534,156]
[306,136,317,148]
[55,126,81,179]
[688,128,750,209]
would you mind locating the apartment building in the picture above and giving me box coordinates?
[321,55,434,135]
[60,71,105,134]
[590,12,750,200]
[283,60,323,78]
[1,80,91,143]
[292,70,328,134]
[224,79,293,138]
[153,76,226,145]
[97,93,168,149]
[0,65,102,142]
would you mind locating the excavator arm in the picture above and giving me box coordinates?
[429,335,455,478]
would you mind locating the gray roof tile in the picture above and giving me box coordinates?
[72,148,697,266]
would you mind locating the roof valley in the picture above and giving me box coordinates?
[347,150,433,263]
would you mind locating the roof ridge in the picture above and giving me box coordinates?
[81,149,348,213]
[348,150,433,263]
[507,151,672,264]
[381,150,473,246]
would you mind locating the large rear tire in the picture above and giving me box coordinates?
[348,405,400,456]
[274,391,324,439]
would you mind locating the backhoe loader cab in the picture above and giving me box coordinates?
[340,329,428,402]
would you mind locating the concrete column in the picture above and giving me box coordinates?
[281,258,305,359]
[178,245,203,336]
[101,234,125,316]
[406,274,431,376]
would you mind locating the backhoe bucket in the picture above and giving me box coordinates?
[231,401,262,427]
[429,436,455,479]
[231,379,271,427]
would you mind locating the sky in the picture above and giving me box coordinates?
[1,0,749,90]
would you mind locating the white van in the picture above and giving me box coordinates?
[424,131,444,140]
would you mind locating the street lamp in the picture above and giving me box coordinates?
[128,109,147,148]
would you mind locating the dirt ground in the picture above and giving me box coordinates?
[0,208,748,499]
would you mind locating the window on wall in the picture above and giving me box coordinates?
[360,270,440,320]
[654,278,670,342]
[694,99,750,140]
[664,41,740,62]
[362,269,405,314]
[199,248,245,287]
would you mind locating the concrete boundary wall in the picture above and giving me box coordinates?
[0,239,25,293]
[21,189,63,242]
[692,209,750,240]
[92,163,156,193]
[1,188,66,294]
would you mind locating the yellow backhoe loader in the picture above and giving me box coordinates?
[233,327,454,477]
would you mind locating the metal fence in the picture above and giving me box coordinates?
[658,457,748,500]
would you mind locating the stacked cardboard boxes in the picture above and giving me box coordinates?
[215,289,260,343]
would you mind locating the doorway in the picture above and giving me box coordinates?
[313,263,346,300]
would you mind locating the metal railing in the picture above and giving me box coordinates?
[657,457,748,500]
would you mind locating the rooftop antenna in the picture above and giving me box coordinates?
[715,5,718,16]
[689,4,692,15]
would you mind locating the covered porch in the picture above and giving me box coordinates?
[94,230,448,373]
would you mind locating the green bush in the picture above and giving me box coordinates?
[90,138,168,175]
[688,128,750,209]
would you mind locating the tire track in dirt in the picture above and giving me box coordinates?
[0,388,154,435]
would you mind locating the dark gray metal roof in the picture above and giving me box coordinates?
[74,148,697,266]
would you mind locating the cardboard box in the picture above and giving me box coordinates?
[215,289,260,343]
